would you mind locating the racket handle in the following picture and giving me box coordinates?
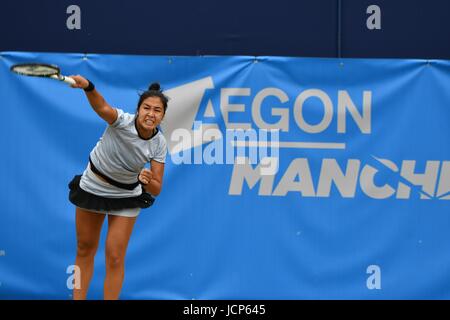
[61,75,76,85]
[50,74,76,85]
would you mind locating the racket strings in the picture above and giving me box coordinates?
[11,64,59,77]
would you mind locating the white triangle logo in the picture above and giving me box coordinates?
[161,77,216,154]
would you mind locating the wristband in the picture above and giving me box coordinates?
[84,79,95,92]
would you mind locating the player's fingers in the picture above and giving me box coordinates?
[141,168,152,175]
[68,76,79,88]
[69,75,88,89]
[68,76,82,88]
[141,172,152,181]
[146,171,154,179]
[139,172,150,183]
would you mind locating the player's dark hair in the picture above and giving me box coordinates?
[137,82,169,113]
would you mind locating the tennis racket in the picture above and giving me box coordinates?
[10,63,76,85]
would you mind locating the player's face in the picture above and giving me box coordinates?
[137,96,164,132]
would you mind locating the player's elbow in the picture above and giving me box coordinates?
[146,183,162,196]
[153,185,162,196]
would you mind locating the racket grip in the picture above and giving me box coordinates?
[61,75,76,85]
[50,74,76,85]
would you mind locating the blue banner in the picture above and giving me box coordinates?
[0,52,449,299]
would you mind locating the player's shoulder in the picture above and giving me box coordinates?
[154,128,167,145]
[148,128,167,152]
[111,108,135,128]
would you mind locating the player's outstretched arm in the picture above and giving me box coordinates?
[69,75,118,125]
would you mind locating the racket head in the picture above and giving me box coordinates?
[10,63,61,78]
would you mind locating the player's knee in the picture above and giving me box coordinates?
[105,247,125,269]
[76,240,98,258]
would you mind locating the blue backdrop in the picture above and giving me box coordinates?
[0,52,449,299]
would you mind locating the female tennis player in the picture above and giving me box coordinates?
[67,75,168,300]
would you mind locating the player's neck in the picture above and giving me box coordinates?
[135,120,156,140]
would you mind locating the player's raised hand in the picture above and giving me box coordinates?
[69,75,89,89]
[139,168,153,185]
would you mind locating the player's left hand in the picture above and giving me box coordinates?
[139,168,153,185]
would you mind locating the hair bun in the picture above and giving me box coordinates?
[148,82,161,91]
